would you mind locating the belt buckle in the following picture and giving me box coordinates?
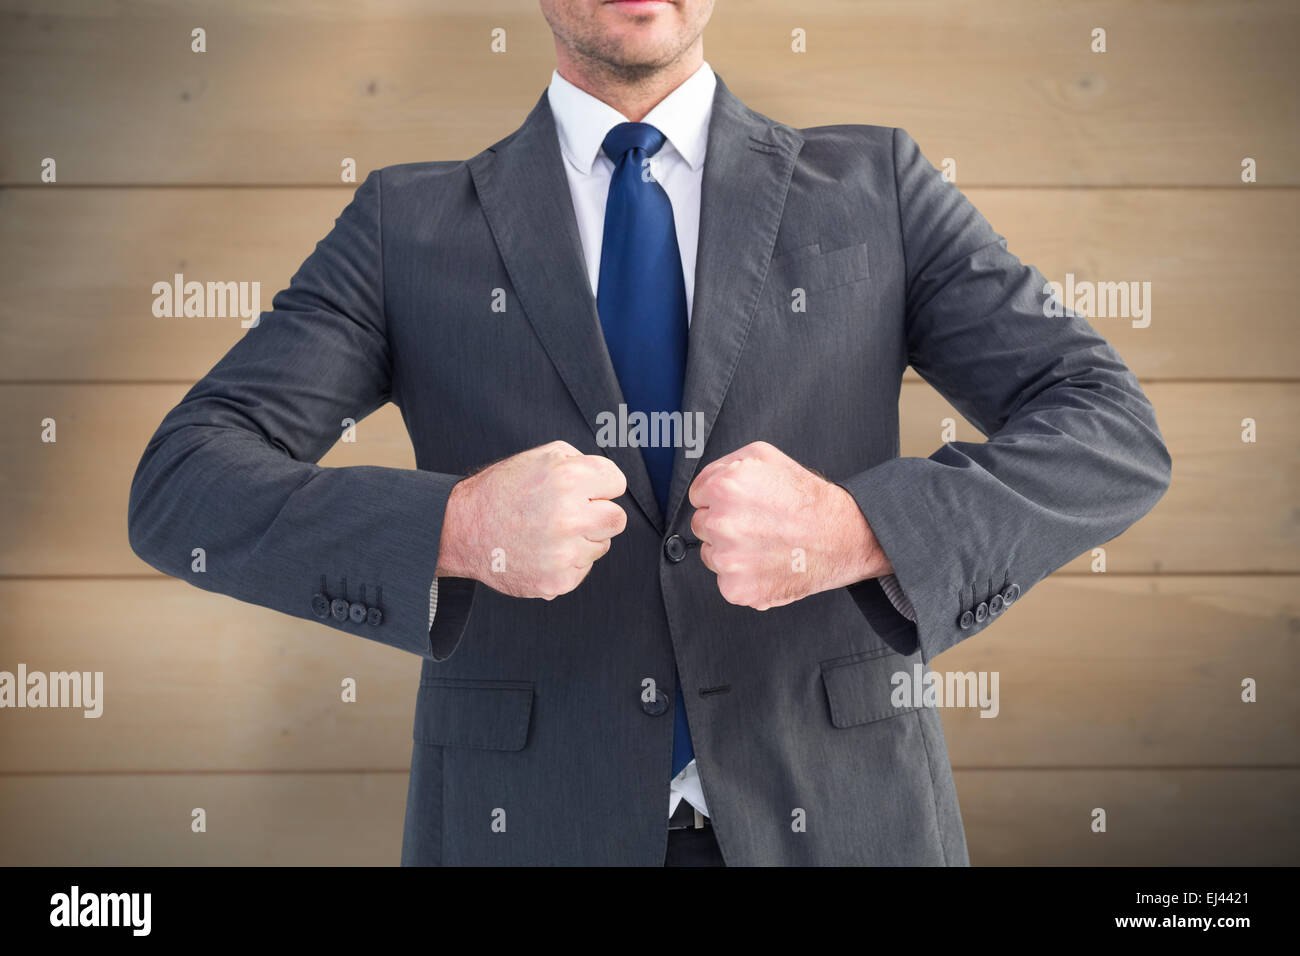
[670,801,707,831]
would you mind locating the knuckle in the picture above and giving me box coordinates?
[717,577,750,606]
[715,552,744,575]
[551,460,582,486]
[538,569,571,596]
[595,508,623,537]
[609,462,629,489]
[552,512,582,537]
[718,475,747,499]
[609,507,628,534]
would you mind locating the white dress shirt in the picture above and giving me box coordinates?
[429,60,916,823]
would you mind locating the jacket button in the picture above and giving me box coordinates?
[974,601,989,623]
[311,594,330,618]
[958,610,974,629]
[367,607,383,626]
[989,593,1005,615]
[663,534,687,563]
[642,689,669,716]
[1002,582,1021,605]
[349,602,367,624]
[331,598,349,622]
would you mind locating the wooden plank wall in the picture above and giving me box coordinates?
[0,0,1296,866]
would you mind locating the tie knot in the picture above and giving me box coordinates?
[602,122,667,162]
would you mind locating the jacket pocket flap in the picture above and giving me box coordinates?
[414,678,535,751]
[820,648,919,728]
[771,240,871,293]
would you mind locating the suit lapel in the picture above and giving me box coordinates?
[467,76,804,535]
[664,75,804,526]
[468,92,664,530]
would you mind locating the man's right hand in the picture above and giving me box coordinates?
[434,440,628,600]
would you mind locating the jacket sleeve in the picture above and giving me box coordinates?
[837,128,1172,664]
[127,169,472,662]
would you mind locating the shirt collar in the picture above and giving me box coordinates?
[547,61,716,174]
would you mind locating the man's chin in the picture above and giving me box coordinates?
[590,43,680,77]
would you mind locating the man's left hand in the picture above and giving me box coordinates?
[688,441,893,610]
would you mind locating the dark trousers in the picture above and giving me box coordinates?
[664,825,726,866]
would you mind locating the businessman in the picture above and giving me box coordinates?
[128,0,1171,866]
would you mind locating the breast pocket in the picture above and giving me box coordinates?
[413,677,535,751]
[768,240,871,296]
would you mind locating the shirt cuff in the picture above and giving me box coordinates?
[878,572,917,622]
[428,577,439,631]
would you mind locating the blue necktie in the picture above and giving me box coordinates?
[595,122,694,778]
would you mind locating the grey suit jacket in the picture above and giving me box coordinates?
[128,74,1171,866]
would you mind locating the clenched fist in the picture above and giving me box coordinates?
[688,441,892,610]
[436,440,627,600]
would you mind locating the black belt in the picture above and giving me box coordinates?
[669,799,710,831]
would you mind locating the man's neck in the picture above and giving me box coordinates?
[553,44,704,122]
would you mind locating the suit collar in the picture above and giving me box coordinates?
[468,73,804,533]
[547,61,716,174]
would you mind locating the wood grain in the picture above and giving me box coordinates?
[0,576,1292,772]
[1,0,1295,869]
[0,768,1292,864]
[1,382,1292,576]
[1,186,1293,382]
[957,768,1300,866]
[1,0,1295,185]
[0,771,408,866]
